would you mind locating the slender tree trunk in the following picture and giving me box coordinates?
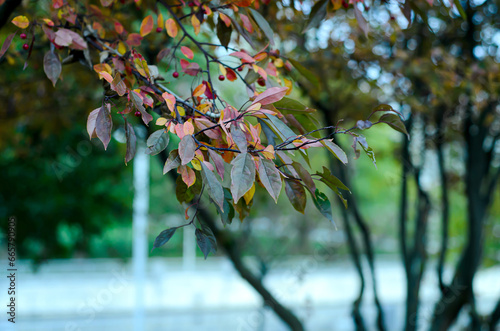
[156,148,304,331]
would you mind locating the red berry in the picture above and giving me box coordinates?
[237,66,243,72]
[172,71,179,78]
[20,33,27,40]
[257,77,266,87]
[134,111,141,117]
[390,16,395,21]
[342,0,349,8]
[218,75,225,81]
[188,2,195,7]
[22,43,29,50]
[156,27,162,33]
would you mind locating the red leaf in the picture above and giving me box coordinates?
[252,87,289,105]
[181,46,194,60]
[226,68,237,81]
[239,14,253,33]
[126,33,142,46]
[229,51,255,63]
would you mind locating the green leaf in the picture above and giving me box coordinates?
[249,8,275,46]
[230,153,255,203]
[453,0,467,20]
[257,157,282,203]
[263,114,297,143]
[302,0,328,32]
[195,227,217,259]
[378,114,410,139]
[230,125,248,152]
[216,16,232,48]
[284,178,306,214]
[312,189,336,227]
[292,162,316,195]
[163,149,181,174]
[152,228,176,251]
[201,161,225,211]
[274,97,316,115]
[288,58,320,88]
[321,140,348,164]
[175,172,202,204]
[317,167,350,192]
[146,129,169,155]
[124,120,136,165]
[215,188,235,225]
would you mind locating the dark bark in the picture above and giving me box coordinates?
[399,116,431,331]
[156,148,304,331]
[0,0,22,30]
[435,108,450,293]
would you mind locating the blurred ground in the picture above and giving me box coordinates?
[1,257,499,331]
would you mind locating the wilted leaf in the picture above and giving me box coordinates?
[179,135,197,165]
[146,129,169,155]
[96,103,112,150]
[0,32,16,59]
[201,162,225,211]
[257,158,282,203]
[284,178,306,213]
[125,120,136,165]
[43,51,61,87]
[140,15,154,37]
[230,152,255,203]
[87,108,100,139]
[163,149,181,174]
[152,228,176,250]
[378,114,410,139]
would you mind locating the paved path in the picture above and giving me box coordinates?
[1,257,499,330]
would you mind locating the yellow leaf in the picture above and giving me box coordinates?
[156,117,168,126]
[117,42,127,55]
[177,106,186,116]
[243,183,255,204]
[165,18,178,38]
[191,15,200,35]
[219,63,227,76]
[157,13,163,29]
[11,16,29,29]
[262,145,275,159]
[191,158,201,171]
[183,121,194,135]
[284,78,293,95]
[162,92,176,113]
[274,58,284,68]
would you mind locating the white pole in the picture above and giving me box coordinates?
[182,225,196,270]
[132,142,149,331]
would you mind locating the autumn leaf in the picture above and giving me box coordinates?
[124,120,136,165]
[191,15,201,35]
[43,51,61,87]
[201,162,225,211]
[257,157,282,203]
[165,18,178,38]
[96,103,113,150]
[140,15,154,37]
[230,153,255,203]
[179,135,197,165]
[252,87,288,105]
[0,32,16,60]
[181,46,194,60]
[11,16,29,29]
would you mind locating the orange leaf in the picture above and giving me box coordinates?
[165,18,178,38]
[126,33,142,46]
[178,165,196,188]
[162,92,176,113]
[193,83,207,97]
[219,13,231,27]
[191,15,200,35]
[11,16,29,29]
[157,13,163,28]
[181,46,194,60]
[42,18,54,27]
[140,15,154,37]
[233,0,254,7]
[114,21,124,34]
